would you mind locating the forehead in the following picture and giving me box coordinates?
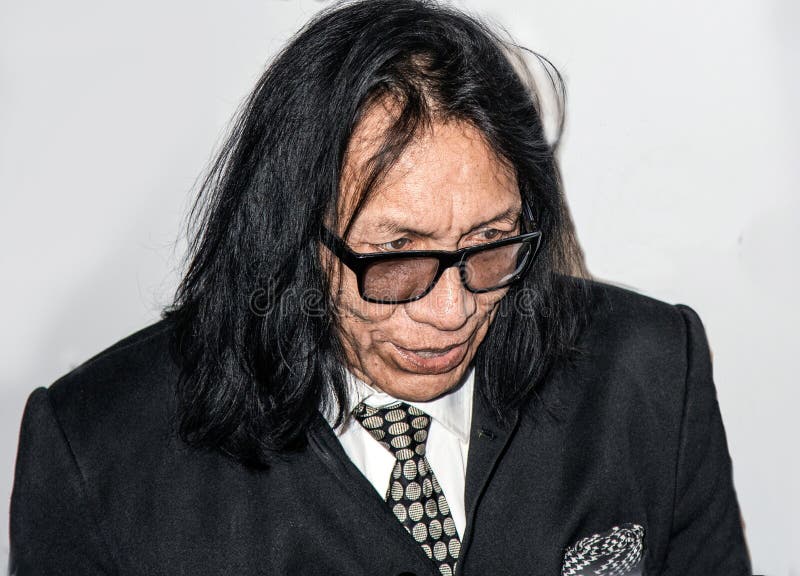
[339,102,520,238]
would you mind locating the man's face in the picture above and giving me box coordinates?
[327,105,521,402]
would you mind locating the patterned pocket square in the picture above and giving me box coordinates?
[561,523,645,576]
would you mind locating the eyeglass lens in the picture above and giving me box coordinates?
[462,241,531,290]
[360,241,532,302]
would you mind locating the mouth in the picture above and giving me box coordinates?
[391,340,470,374]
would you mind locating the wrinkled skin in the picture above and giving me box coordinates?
[325,104,521,402]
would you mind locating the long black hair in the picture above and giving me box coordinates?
[163,0,591,469]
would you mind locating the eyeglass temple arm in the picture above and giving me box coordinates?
[320,226,357,265]
[521,199,538,232]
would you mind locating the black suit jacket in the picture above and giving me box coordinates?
[9,281,752,575]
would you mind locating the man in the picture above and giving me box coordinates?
[9,0,751,574]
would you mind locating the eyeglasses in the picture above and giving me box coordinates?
[320,205,543,304]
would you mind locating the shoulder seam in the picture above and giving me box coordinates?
[42,387,120,574]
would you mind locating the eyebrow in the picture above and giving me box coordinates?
[372,204,521,238]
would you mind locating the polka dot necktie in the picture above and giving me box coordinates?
[353,401,462,576]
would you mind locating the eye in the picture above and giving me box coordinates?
[480,229,502,241]
[475,228,515,243]
[464,227,516,248]
[375,237,411,251]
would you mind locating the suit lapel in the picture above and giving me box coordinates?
[460,368,521,560]
[306,412,441,574]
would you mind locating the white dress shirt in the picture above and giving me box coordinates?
[323,367,475,540]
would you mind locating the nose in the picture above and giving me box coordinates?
[404,265,475,330]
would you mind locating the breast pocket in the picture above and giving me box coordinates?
[561,523,645,576]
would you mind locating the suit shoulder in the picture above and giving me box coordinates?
[582,279,689,348]
[584,279,683,325]
[575,279,701,388]
[538,280,707,450]
[43,317,179,450]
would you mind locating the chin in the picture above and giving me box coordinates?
[383,366,468,402]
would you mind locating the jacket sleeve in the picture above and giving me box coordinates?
[661,305,752,575]
[9,386,115,576]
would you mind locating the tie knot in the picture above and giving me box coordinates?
[353,401,431,459]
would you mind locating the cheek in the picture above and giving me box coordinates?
[334,285,396,324]
[463,290,509,351]
[476,288,509,321]
[468,294,505,350]
[333,280,399,357]
[328,259,396,323]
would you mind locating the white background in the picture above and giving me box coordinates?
[1,0,797,573]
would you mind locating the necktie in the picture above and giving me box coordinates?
[353,401,462,576]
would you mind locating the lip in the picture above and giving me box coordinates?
[391,340,470,374]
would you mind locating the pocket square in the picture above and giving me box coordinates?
[561,523,645,576]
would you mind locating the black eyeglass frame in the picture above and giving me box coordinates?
[320,202,543,304]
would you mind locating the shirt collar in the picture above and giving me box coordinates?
[326,365,475,444]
